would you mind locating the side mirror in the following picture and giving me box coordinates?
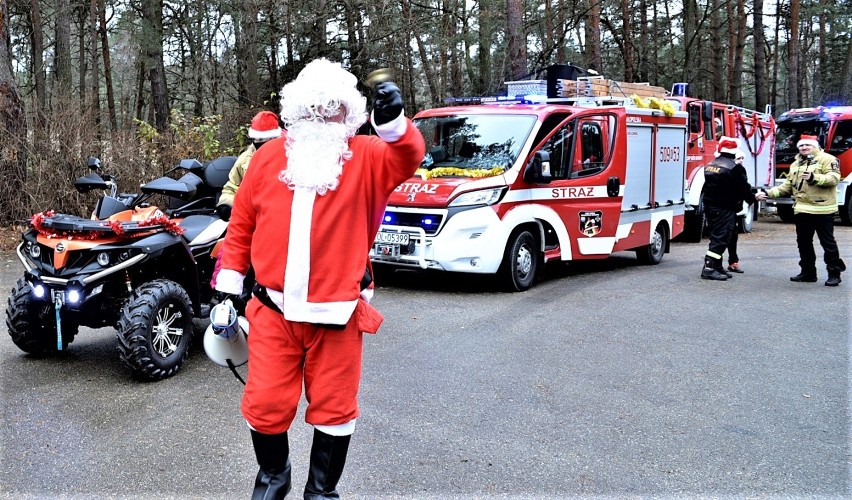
[523,151,552,184]
[607,176,620,197]
[702,101,713,122]
[179,158,204,171]
[87,157,101,171]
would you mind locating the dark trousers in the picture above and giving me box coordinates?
[705,206,736,258]
[727,228,739,264]
[794,213,844,274]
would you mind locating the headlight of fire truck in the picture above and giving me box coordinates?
[448,187,506,207]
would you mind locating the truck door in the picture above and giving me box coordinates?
[535,113,620,257]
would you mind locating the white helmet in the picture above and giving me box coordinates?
[203,302,249,367]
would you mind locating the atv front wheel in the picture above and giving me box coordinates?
[116,279,194,381]
[5,278,78,355]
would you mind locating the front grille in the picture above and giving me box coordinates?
[382,211,444,236]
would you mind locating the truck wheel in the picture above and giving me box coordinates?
[840,192,852,225]
[777,205,794,223]
[738,204,756,233]
[499,230,538,292]
[5,278,78,355]
[636,223,668,265]
[117,279,194,381]
[681,208,704,242]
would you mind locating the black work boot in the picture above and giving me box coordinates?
[825,274,842,286]
[304,428,351,500]
[251,430,292,500]
[790,271,818,283]
[701,257,728,281]
[716,260,733,278]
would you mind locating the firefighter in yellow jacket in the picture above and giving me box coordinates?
[757,134,845,286]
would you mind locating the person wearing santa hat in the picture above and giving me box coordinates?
[214,58,425,499]
[216,110,283,222]
[756,135,845,286]
[700,136,756,280]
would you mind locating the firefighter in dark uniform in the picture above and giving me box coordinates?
[700,137,756,280]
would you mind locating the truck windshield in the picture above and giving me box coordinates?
[775,120,829,152]
[414,114,537,174]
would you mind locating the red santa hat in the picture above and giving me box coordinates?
[248,111,282,140]
[796,135,819,148]
[715,136,741,157]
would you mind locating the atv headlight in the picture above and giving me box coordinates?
[97,252,110,266]
[448,187,506,207]
[29,243,41,259]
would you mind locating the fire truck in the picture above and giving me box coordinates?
[767,106,852,224]
[663,85,776,241]
[369,78,689,291]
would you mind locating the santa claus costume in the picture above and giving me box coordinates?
[215,59,425,499]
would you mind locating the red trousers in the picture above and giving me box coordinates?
[241,298,365,434]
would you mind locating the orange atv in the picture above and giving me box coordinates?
[5,156,239,381]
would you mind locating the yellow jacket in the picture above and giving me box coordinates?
[767,149,841,215]
[217,145,256,207]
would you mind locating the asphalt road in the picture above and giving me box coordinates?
[1,216,849,499]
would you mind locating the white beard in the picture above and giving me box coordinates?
[279,121,354,195]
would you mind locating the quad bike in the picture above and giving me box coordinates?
[5,155,240,381]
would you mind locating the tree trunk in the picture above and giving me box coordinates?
[0,0,28,222]
[28,0,46,139]
[477,1,493,94]
[730,0,747,106]
[402,0,438,105]
[712,0,725,101]
[842,30,852,101]
[141,0,169,132]
[89,0,101,139]
[505,0,527,80]
[238,0,260,107]
[620,0,634,81]
[787,0,801,109]
[78,5,87,108]
[586,0,602,72]
[753,0,767,111]
[98,0,116,131]
[54,0,72,98]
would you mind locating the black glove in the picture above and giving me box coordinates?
[215,291,246,316]
[373,82,403,126]
[216,204,232,221]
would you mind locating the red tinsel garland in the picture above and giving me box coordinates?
[30,210,184,240]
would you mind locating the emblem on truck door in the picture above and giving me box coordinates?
[579,210,602,237]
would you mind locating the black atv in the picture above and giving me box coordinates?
[5,156,238,381]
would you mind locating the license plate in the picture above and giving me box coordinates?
[375,231,410,245]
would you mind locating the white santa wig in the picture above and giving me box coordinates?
[278,59,367,134]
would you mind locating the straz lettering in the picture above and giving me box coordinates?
[626,116,642,123]
[395,183,438,194]
[659,146,681,162]
[551,187,595,198]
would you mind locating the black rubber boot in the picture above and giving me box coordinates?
[251,430,292,500]
[825,274,842,286]
[304,429,351,500]
[701,257,728,281]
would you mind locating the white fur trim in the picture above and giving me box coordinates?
[248,127,282,140]
[315,420,356,436]
[266,288,358,324]
[371,111,407,143]
[283,188,315,319]
[796,137,819,148]
[360,287,374,303]
[215,269,245,295]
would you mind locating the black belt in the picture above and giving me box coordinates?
[252,284,346,330]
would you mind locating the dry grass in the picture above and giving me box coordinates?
[0,225,26,251]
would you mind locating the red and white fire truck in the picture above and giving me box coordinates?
[767,105,852,224]
[369,88,689,291]
[663,85,776,241]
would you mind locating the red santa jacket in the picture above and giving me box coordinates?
[216,115,425,325]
